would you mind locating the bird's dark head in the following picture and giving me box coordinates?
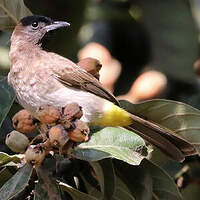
[11,15,70,45]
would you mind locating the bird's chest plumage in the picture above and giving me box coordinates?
[8,64,60,112]
[8,64,105,123]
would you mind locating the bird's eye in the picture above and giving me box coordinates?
[31,22,39,28]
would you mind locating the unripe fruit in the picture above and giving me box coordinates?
[25,144,46,167]
[12,109,37,133]
[69,120,89,142]
[37,106,60,124]
[48,125,69,148]
[63,103,83,121]
[6,130,29,153]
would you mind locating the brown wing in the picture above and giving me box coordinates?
[53,60,119,106]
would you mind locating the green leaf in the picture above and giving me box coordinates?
[144,159,182,200]
[0,0,32,31]
[114,159,152,200]
[0,152,20,167]
[2,161,18,167]
[82,174,135,200]
[120,99,200,152]
[0,117,14,155]
[0,164,33,200]
[114,177,136,200]
[114,159,182,200]
[89,159,115,199]
[59,181,98,200]
[80,176,103,200]
[0,168,13,188]
[0,76,15,127]
[34,182,48,200]
[0,117,13,141]
[72,126,149,165]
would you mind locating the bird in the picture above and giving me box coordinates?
[8,15,196,162]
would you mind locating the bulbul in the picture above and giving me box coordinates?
[8,15,196,162]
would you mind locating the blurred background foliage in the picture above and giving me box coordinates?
[0,0,200,199]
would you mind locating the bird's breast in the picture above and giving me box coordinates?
[8,66,60,112]
[9,68,106,123]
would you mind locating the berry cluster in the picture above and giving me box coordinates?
[6,103,89,167]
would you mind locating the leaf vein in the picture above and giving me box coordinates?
[160,113,200,122]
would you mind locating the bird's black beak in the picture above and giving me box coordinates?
[44,21,70,32]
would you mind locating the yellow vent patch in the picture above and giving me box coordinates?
[92,101,132,127]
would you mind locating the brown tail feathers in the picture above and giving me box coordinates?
[126,114,196,162]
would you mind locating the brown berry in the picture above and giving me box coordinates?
[77,57,102,80]
[69,120,89,142]
[37,106,60,124]
[48,125,69,149]
[25,144,46,167]
[12,109,37,133]
[6,130,29,153]
[63,103,83,120]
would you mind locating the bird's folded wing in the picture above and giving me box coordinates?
[53,62,119,105]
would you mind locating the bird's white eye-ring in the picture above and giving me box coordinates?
[31,22,39,29]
